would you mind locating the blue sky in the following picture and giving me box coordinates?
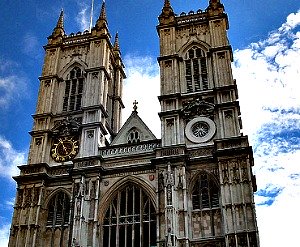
[0,0,300,246]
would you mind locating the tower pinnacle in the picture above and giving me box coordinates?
[114,32,120,51]
[93,0,110,35]
[48,10,65,43]
[158,0,175,25]
[99,1,107,21]
[207,0,224,13]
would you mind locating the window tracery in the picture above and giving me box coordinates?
[103,184,156,247]
[127,128,141,144]
[46,191,70,227]
[191,173,222,238]
[185,47,208,92]
[192,173,219,210]
[63,67,84,112]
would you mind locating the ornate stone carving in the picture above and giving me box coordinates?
[182,98,215,119]
[101,142,159,157]
[51,117,81,137]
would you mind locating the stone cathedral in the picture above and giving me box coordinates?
[9,0,260,246]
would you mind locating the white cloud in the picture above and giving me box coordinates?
[233,10,300,247]
[233,10,300,140]
[0,136,26,180]
[122,55,161,137]
[0,60,28,108]
[22,33,40,58]
[76,1,90,31]
[0,223,9,247]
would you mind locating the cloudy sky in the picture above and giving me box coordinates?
[0,0,300,246]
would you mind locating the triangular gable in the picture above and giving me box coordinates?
[111,111,157,145]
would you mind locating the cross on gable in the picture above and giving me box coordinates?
[133,100,138,112]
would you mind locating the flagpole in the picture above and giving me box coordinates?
[89,0,95,32]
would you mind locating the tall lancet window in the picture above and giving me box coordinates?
[63,67,84,112]
[185,47,208,92]
[191,173,222,238]
[103,184,156,247]
[46,191,70,227]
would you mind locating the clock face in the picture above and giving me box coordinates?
[50,136,79,162]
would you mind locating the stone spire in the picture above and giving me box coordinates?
[52,10,65,37]
[158,0,175,25]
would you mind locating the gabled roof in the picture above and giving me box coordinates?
[111,110,157,145]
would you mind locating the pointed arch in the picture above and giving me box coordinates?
[179,41,211,93]
[58,60,88,79]
[178,40,211,57]
[99,176,157,247]
[43,187,72,208]
[99,175,157,221]
[42,188,71,247]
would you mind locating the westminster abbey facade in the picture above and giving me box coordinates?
[8,0,260,246]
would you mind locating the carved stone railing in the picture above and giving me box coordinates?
[156,146,185,158]
[100,141,160,158]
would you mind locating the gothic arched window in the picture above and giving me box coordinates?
[63,67,84,112]
[191,173,222,238]
[103,184,156,247]
[47,191,70,227]
[192,173,219,210]
[185,47,208,93]
[127,128,141,144]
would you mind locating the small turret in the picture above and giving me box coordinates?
[48,10,65,44]
[158,0,176,25]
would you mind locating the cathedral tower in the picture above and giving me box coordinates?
[9,1,259,247]
[155,0,259,246]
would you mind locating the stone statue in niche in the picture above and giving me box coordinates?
[165,163,174,205]
[158,172,165,191]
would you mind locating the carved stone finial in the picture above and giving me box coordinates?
[133,100,138,112]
